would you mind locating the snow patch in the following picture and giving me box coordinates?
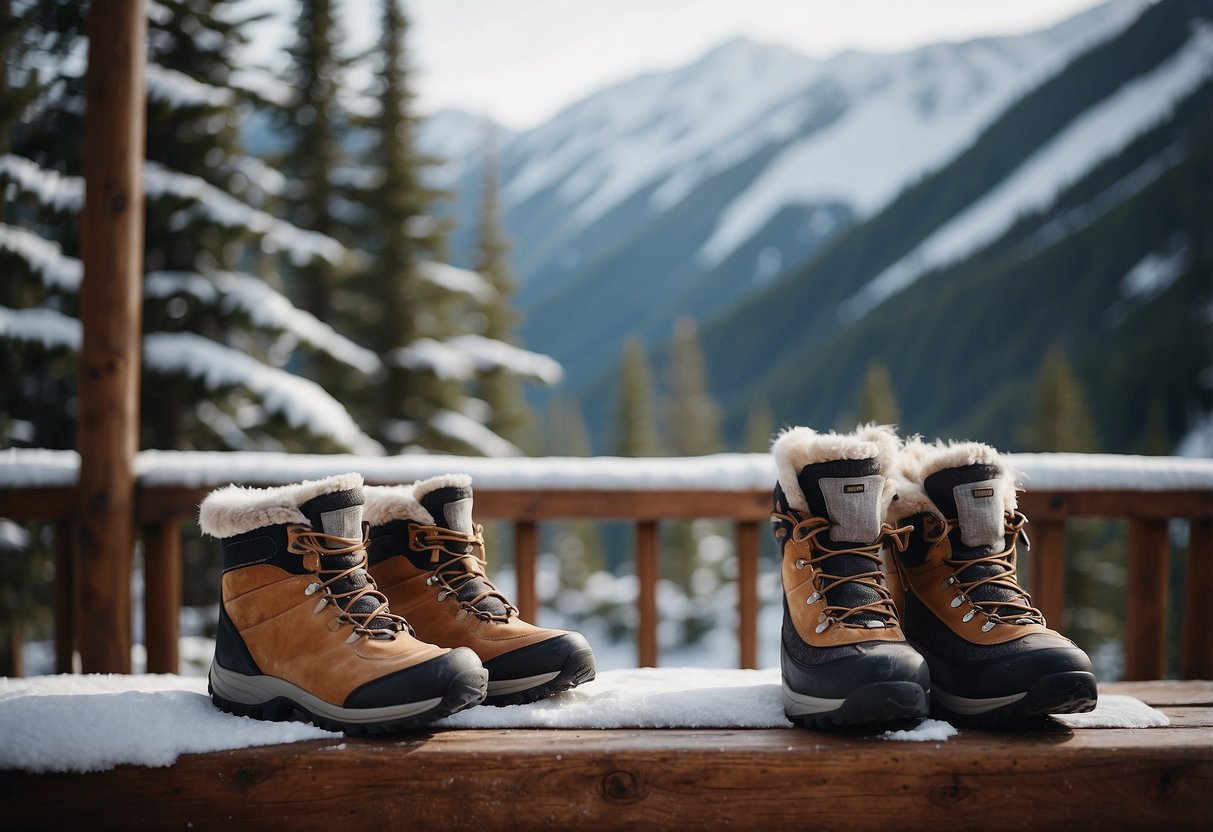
[880,719,957,742]
[430,409,522,457]
[1121,237,1189,299]
[416,261,495,301]
[0,304,81,350]
[142,332,383,455]
[145,64,235,109]
[0,153,84,212]
[445,334,563,384]
[0,223,83,290]
[841,24,1213,320]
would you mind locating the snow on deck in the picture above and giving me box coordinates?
[2,448,1213,492]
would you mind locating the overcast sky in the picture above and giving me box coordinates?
[248,0,1111,129]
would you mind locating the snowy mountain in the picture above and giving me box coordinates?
[424,0,1156,407]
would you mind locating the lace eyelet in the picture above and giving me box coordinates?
[806,591,820,605]
[794,558,808,570]
[981,620,996,633]
[426,575,438,586]
[962,609,975,622]
[950,595,965,608]
[437,590,449,601]
[815,620,830,634]
[304,582,320,596]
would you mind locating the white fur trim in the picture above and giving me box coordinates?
[198,473,363,538]
[362,485,434,526]
[770,424,899,513]
[412,473,473,502]
[888,438,1020,521]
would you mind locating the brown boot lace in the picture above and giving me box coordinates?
[772,510,912,632]
[926,509,1045,629]
[287,525,409,641]
[409,524,518,623]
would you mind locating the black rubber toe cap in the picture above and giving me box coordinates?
[918,632,1095,700]
[482,632,592,681]
[344,646,483,709]
[782,640,929,700]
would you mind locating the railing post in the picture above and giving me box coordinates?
[1125,518,1169,680]
[143,521,181,674]
[1029,519,1067,632]
[1182,518,1213,679]
[54,521,76,674]
[636,520,659,668]
[735,520,760,669]
[513,520,538,623]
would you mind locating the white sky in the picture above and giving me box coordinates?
[248,0,1110,130]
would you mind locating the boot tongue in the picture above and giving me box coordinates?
[924,463,1019,611]
[299,489,394,633]
[795,457,886,625]
[417,484,508,618]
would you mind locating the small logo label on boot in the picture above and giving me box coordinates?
[844,483,866,493]
[972,487,995,498]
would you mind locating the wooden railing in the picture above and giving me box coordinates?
[2,451,1212,680]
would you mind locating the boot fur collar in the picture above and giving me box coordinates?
[363,474,473,527]
[198,473,363,538]
[771,423,899,514]
[889,438,1020,521]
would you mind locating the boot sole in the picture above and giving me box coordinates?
[209,661,488,735]
[483,646,597,707]
[784,680,930,731]
[931,670,1098,726]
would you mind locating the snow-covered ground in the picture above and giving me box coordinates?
[0,668,1167,773]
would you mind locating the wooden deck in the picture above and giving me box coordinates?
[4,680,1211,831]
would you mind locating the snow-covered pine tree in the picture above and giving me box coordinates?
[0,0,382,455]
[662,316,723,456]
[614,337,661,456]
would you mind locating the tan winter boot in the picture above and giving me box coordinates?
[771,425,929,729]
[200,473,488,734]
[887,439,1097,724]
[365,475,596,706]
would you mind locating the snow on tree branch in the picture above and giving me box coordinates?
[0,305,81,350]
[228,68,293,108]
[416,261,495,302]
[0,154,84,212]
[145,64,235,109]
[430,408,522,457]
[145,271,382,374]
[0,223,83,291]
[143,161,349,266]
[390,337,475,380]
[143,332,384,456]
[446,334,564,385]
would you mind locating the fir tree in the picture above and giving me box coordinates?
[742,400,776,452]
[614,337,661,457]
[856,359,901,428]
[662,316,723,456]
[1019,345,1100,452]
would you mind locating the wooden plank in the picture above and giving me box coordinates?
[1019,490,1213,521]
[1181,519,1213,679]
[142,522,181,674]
[513,520,538,623]
[53,522,75,674]
[636,520,659,668]
[74,0,147,674]
[735,520,760,670]
[4,727,1212,831]
[1154,707,1213,729]
[1029,519,1066,632]
[1104,680,1213,707]
[1124,519,1170,681]
[0,488,77,520]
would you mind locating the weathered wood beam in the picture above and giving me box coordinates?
[513,520,538,623]
[1182,519,1213,679]
[74,0,147,673]
[636,520,659,667]
[735,520,760,669]
[1125,518,1170,680]
[143,522,181,674]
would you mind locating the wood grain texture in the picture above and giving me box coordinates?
[1182,519,1213,679]
[735,520,760,669]
[74,0,148,674]
[636,520,659,667]
[513,520,538,623]
[1125,519,1170,681]
[4,722,1211,831]
[142,522,181,674]
[1028,519,1067,633]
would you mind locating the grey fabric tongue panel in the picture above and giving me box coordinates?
[924,463,1019,610]
[417,484,508,617]
[299,489,394,633]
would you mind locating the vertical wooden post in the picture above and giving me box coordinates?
[636,520,659,668]
[735,520,760,669]
[1029,519,1067,632]
[143,522,181,674]
[1181,519,1213,680]
[53,522,75,673]
[75,0,147,674]
[513,520,538,623]
[1124,518,1169,681]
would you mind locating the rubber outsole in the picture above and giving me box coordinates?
[483,646,597,707]
[209,667,489,736]
[786,680,930,731]
[931,670,1098,726]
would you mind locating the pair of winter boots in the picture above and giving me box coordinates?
[772,425,1098,729]
[199,472,596,735]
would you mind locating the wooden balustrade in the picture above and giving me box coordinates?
[2,479,1212,680]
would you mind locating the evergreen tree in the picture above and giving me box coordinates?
[614,337,661,457]
[473,119,535,450]
[662,316,723,456]
[856,359,901,427]
[742,400,776,452]
[546,396,593,456]
[1019,345,1100,452]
